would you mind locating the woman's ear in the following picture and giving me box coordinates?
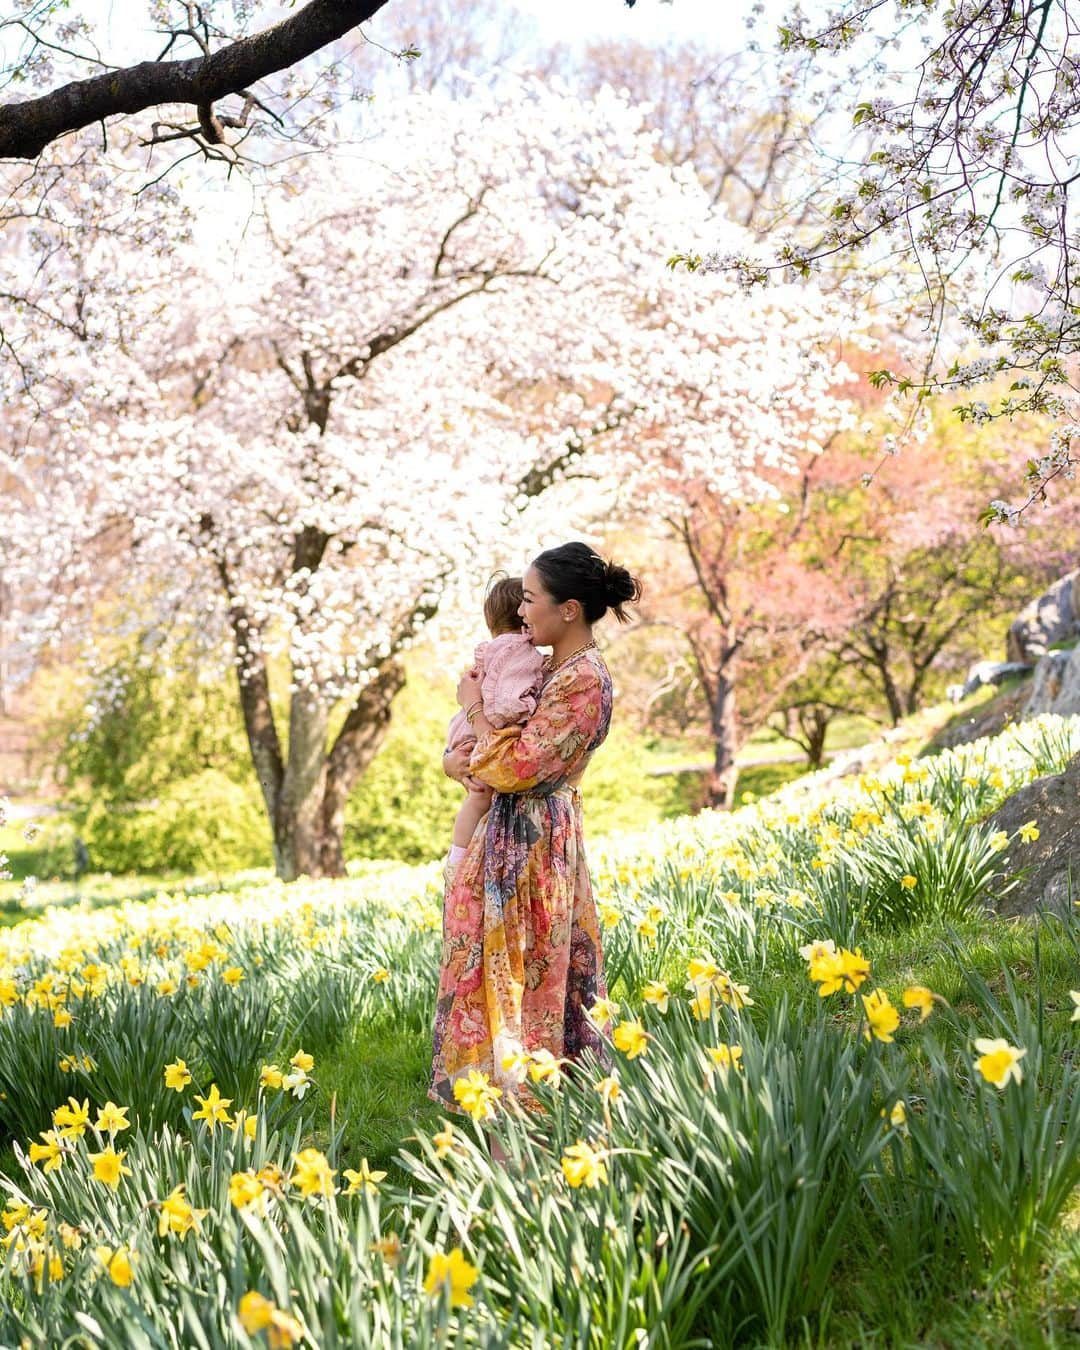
[562,599,581,623]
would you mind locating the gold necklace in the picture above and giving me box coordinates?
[545,638,597,675]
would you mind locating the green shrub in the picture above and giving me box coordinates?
[79,769,270,874]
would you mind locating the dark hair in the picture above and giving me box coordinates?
[532,542,642,625]
[483,572,526,636]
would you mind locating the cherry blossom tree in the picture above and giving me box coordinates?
[3,81,859,867]
[675,0,1080,518]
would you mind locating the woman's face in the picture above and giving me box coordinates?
[519,564,564,648]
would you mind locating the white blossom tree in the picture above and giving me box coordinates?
[3,81,857,873]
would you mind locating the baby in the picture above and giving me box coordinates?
[443,574,544,886]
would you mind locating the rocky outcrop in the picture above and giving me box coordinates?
[959,660,1032,700]
[986,753,1080,917]
[1022,649,1073,716]
[1007,570,1079,663]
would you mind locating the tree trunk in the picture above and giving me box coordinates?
[705,666,739,810]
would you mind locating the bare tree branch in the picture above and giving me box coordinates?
[0,0,391,160]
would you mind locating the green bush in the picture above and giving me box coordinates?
[79,768,270,875]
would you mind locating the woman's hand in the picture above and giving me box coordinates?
[443,745,486,792]
[456,669,483,711]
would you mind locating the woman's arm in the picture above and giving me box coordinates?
[467,663,603,794]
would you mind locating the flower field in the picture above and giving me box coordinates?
[3,715,1080,1347]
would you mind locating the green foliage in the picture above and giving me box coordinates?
[78,769,271,875]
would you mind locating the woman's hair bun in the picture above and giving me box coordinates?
[603,561,641,609]
[532,541,642,626]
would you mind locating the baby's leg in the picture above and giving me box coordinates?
[452,785,494,848]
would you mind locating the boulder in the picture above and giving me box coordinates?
[1023,649,1073,716]
[985,753,1080,917]
[1007,569,1079,662]
[961,660,1033,699]
[1050,646,1080,717]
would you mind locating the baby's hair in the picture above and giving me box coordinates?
[483,572,525,637]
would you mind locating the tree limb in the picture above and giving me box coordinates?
[0,0,391,160]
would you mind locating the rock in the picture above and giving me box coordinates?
[1006,569,1079,663]
[985,753,1080,917]
[1023,650,1073,716]
[961,660,1033,699]
[1050,646,1080,717]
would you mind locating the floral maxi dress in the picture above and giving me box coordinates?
[428,649,614,1117]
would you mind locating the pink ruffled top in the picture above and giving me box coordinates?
[446,632,545,754]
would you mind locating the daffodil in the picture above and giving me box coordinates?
[900,874,917,890]
[612,1018,649,1059]
[28,1130,64,1173]
[861,989,900,1043]
[586,997,620,1028]
[974,1037,1026,1088]
[52,1097,90,1139]
[902,985,935,1022]
[432,1123,457,1158]
[259,1064,283,1089]
[1018,820,1039,843]
[291,1147,336,1200]
[452,1069,502,1122]
[163,1059,191,1091]
[561,1140,610,1189]
[229,1171,265,1210]
[1070,991,1080,1022]
[343,1159,387,1196]
[424,1247,480,1309]
[192,1083,232,1132]
[157,1184,205,1241]
[221,966,245,986]
[89,1146,132,1189]
[290,1049,314,1073]
[642,980,670,1013]
[704,1043,744,1075]
[95,1244,136,1287]
[94,1101,130,1135]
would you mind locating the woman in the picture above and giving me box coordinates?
[429,541,642,1142]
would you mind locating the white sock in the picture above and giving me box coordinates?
[448,843,467,864]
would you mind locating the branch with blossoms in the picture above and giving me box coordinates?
[674,0,1080,521]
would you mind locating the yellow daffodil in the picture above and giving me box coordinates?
[94,1102,130,1135]
[612,1018,650,1059]
[902,986,935,1022]
[157,1184,205,1241]
[595,1074,622,1106]
[974,1037,1026,1088]
[290,1049,314,1073]
[989,830,1009,852]
[89,1146,132,1189]
[1018,820,1039,843]
[705,1043,744,1076]
[192,1084,232,1132]
[229,1171,265,1210]
[343,1159,387,1196]
[452,1069,502,1123]
[432,1123,457,1158]
[371,967,390,983]
[291,1147,336,1200]
[259,1064,283,1089]
[28,1130,64,1173]
[52,1097,90,1139]
[424,1247,480,1309]
[642,980,670,1013]
[561,1140,610,1189]
[861,989,900,1043]
[900,874,917,890]
[95,1244,136,1287]
[221,966,245,986]
[528,1048,565,1087]
[163,1059,192,1092]
[586,997,620,1028]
